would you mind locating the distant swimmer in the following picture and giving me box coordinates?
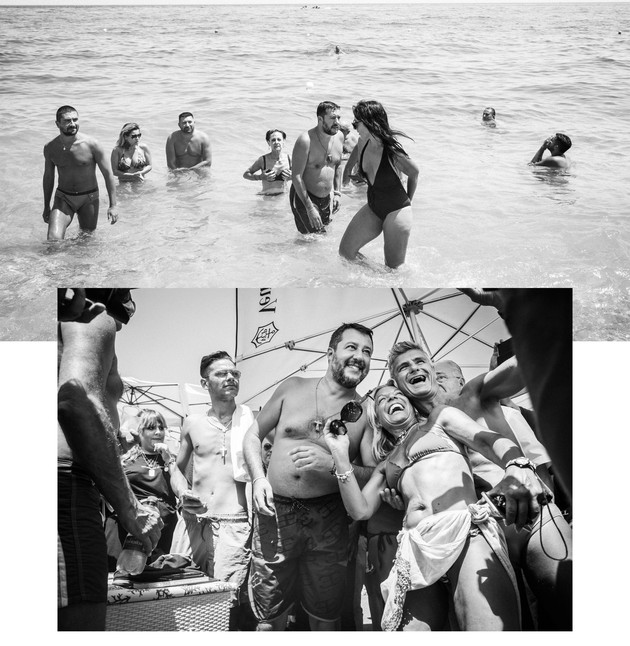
[291,101,344,234]
[529,133,572,169]
[482,107,497,128]
[111,123,153,182]
[243,129,292,196]
[165,112,212,171]
[42,106,118,241]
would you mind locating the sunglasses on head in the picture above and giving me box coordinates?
[329,400,364,436]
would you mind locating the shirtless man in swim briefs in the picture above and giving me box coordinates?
[43,106,118,241]
[165,111,212,171]
[243,322,375,630]
[290,101,344,234]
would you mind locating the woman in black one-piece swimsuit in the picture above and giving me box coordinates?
[338,100,419,269]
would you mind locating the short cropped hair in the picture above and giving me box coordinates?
[178,111,194,122]
[483,107,496,118]
[265,129,287,142]
[200,350,234,378]
[435,359,465,381]
[387,340,429,374]
[317,101,340,118]
[555,133,572,154]
[56,105,78,122]
[328,322,373,351]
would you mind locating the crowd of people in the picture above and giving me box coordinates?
[57,288,572,632]
[43,103,572,267]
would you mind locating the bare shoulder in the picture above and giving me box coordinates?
[197,129,211,144]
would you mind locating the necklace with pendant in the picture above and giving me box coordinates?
[315,130,333,164]
[140,449,161,478]
[311,378,326,433]
[210,413,233,464]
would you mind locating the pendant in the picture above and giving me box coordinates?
[221,446,228,464]
[148,468,156,478]
[311,417,325,433]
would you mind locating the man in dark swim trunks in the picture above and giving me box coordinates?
[243,323,375,630]
[290,101,344,234]
[43,106,118,240]
[58,289,163,630]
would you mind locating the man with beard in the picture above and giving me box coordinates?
[165,111,212,170]
[290,101,344,233]
[243,322,375,630]
[169,351,254,629]
[43,106,118,240]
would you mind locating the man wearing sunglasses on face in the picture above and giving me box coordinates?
[243,322,378,631]
[168,351,254,630]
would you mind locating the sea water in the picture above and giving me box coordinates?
[0,2,629,341]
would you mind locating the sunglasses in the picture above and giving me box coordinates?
[127,133,142,139]
[329,400,364,436]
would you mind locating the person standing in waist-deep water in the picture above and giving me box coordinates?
[111,123,153,182]
[338,100,419,269]
[165,112,212,171]
[290,101,344,234]
[243,129,292,195]
[43,106,118,240]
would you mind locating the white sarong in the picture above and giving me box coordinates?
[380,503,519,631]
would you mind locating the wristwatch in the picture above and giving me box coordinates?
[505,457,536,472]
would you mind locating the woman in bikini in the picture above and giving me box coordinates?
[111,122,152,182]
[243,129,292,195]
[324,382,543,631]
[338,100,419,269]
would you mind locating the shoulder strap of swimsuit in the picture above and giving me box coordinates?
[262,155,267,170]
[359,140,370,175]
[288,154,292,170]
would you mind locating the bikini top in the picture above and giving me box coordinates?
[262,154,292,181]
[359,140,402,191]
[118,147,147,172]
[384,421,463,491]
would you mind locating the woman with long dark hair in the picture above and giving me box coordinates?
[339,100,419,268]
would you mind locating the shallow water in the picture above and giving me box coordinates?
[1,3,629,340]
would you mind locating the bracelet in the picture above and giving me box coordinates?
[252,476,267,485]
[333,466,354,483]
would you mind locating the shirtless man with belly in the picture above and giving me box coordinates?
[243,322,375,631]
[165,111,212,171]
[290,101,344,233]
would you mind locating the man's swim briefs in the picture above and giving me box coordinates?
[289,185,335,234]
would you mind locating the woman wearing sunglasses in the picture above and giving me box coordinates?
[111,122,152,182]
[243,128,292,195]
[324,382,544,631]
[338,100,419,269]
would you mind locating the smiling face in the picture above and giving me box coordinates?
[320,108,341,135]
[374,385,416,433]
[329,328,372,389]
[390,348,438,402]
[201,358,241,401]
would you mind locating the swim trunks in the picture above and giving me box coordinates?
[289,184,335,234]
[58,460,108,608]
[248,492,350,623]
[54,187,99,214]
[181,509,251,606]
[359,140,411,221]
